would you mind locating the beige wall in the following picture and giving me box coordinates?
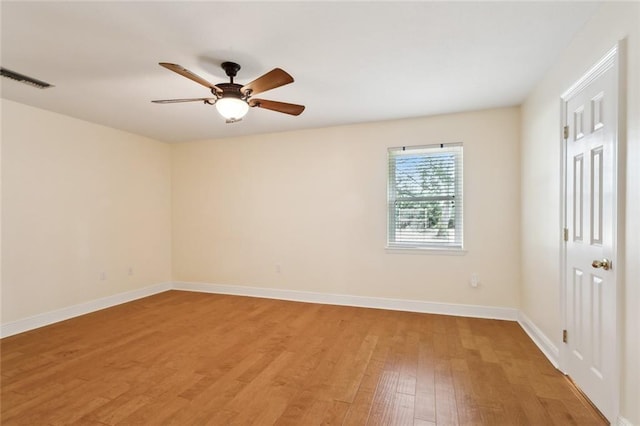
[172,107,521,308]
[1,103,520,324]
[521,2,639,424]
[1,99,172,323]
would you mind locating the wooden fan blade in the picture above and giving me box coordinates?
[152,98,216,104]
[159,63,222,94]
[241,68,293,96]
[249,99,305,116]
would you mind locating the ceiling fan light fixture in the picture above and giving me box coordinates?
[215,96,249,122]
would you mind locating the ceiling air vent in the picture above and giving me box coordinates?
[1,67,54,89]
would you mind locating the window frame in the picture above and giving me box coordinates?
[386,143,464,253]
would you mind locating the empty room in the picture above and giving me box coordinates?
[1,1,638,425]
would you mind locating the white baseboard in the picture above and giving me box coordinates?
[0,280,523,338]
[616,416,634,426]
[517,311,560,368]
[0,282,172,338]
[173,281,519,321]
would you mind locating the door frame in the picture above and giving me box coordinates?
[559,40,626,421]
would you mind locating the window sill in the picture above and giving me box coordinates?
[385,246,467,256]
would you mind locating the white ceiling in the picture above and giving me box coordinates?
[1,1,600,143]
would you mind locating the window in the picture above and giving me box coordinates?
[387,143,463,250]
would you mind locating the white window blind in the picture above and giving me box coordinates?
[387,143,463,249]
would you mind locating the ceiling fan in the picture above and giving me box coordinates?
[152,61,305,123]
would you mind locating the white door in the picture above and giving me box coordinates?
[562,46,620,421]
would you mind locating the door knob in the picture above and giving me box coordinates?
[592,258,612,270]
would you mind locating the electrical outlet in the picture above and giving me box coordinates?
[275,264,281,274]
[470,273,480,288]
[100,272,107,281]
[127,267,133,276]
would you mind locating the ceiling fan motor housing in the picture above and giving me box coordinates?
[215,83,245,100]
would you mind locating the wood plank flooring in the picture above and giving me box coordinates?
[1,291,606,425]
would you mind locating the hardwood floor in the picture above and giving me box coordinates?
[1,291,606,425]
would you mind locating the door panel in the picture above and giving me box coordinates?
[563,51,618,421]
